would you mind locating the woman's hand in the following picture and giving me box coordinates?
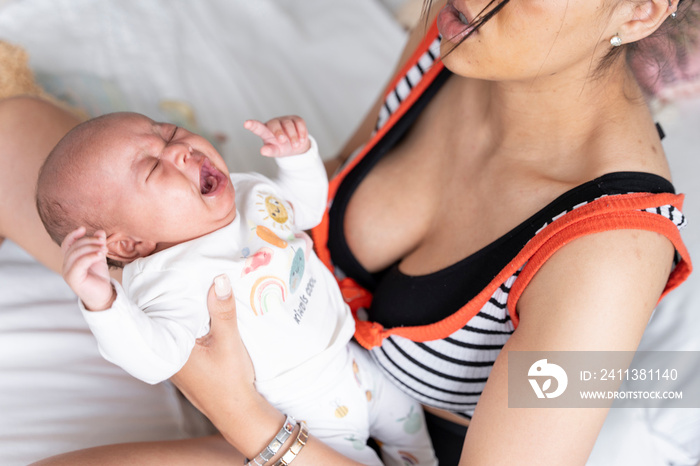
[171,275,363,465]
[171,274,256,418]
[171,275,287,459]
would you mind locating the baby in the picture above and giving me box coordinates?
[36,112,436,466]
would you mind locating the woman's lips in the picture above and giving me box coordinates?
[436,1,475,43]
[199,158,228,197]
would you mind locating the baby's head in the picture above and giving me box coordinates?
[37,112,236,265]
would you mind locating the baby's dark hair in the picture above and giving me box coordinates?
[35,185,101,246]
[35,115,122,268]
[422,0,700,92]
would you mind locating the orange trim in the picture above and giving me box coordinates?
[338,277,373,315]
[506,206,691,327]
[383,20,442,103]
[354,193,691,349]
[311,20,443,272]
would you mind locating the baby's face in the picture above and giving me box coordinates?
[93,113,236,248]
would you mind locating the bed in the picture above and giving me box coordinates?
[0,1,698,464]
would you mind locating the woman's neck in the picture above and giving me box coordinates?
[457,59,653,173]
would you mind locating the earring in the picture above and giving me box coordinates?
[610,34,622,47]
[669,0,677,18]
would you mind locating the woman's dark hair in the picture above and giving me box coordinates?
[421,0,699,94]
[624,0,700,95]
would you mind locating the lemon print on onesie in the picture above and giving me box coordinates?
[333,399,349,419]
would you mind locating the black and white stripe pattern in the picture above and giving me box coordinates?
[536,195,687,237]
[375,37,441,131]
[643,204,687,229]
[370,271,519,418]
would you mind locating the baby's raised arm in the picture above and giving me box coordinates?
[61,226,116,312]
[244,115,310,157]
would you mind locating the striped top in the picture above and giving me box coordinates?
[311,23,692,419]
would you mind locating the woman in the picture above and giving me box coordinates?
[4,0,694,464]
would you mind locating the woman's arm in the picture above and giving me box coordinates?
[31,435,243,465]
[459,229,675,465]
[171,278,363,465]
[0,96,80,273]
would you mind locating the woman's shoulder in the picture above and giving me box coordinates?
[512,186,690,327]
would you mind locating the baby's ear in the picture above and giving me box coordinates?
[105,233,157,264]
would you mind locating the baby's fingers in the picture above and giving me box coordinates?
[244,119,276,144]
[244,119,282,157]
[61,226,87,253]
[64,232,107,256]
[288,116,308,146]
[280,117,306,150]
[64,242,108,272]
[62,228,107,253]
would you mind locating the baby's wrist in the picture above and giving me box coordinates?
[82,285,117,312]
[278,135,316,161]
[280,143,311,158]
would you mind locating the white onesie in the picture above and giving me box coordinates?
[80,140,436,466]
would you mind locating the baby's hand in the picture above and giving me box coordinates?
[244,116,310,157]
[61,227,116,312]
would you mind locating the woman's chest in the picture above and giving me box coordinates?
[343,141,550,277]
[339,76,570,277]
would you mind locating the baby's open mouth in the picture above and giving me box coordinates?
[199,158,226,195]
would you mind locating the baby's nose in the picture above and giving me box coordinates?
[164,143,193,166]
